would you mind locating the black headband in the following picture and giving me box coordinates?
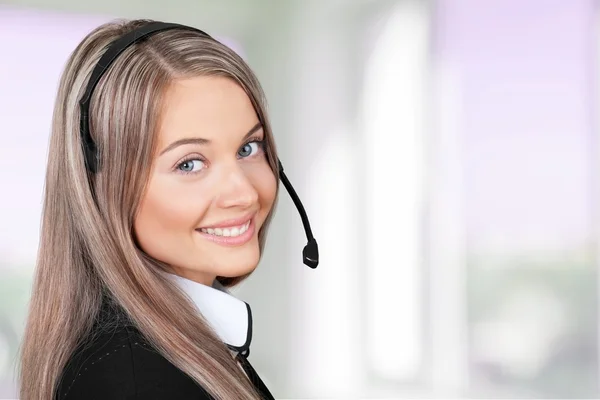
[79,21,318,268]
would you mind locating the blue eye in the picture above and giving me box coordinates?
[238,141,262,158]
[177,159,205,173]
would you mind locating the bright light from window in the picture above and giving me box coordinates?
[362,0,428,381]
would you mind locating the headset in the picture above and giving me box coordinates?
[79,21,319,268]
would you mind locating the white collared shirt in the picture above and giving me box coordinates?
[166,273,275,394]
[167,273,252,353]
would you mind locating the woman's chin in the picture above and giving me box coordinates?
[216,259,259,279]
[212,243,261,276]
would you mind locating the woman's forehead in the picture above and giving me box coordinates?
[157,76,259,148]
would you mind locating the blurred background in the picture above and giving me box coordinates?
[0,0,598,398]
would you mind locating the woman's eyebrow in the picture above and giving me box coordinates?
[159,122,263,156]
[240,122,263,141]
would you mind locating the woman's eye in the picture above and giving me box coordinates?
[238,141,262,158]
[177,159,205,173]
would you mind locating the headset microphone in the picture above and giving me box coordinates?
[79,21,319,268]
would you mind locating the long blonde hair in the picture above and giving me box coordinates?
[18,19,279,400]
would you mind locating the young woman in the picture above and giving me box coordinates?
[18,19,318,400]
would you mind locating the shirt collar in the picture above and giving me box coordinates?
[167,273,252,353]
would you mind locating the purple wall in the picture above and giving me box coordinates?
[435,0,596,253]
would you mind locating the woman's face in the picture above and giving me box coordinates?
[134,75,277,285]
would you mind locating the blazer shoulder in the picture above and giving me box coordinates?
[57,325,213,400]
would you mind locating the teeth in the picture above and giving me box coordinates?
[200,221,250,237]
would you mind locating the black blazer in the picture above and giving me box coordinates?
[55,300,274,400]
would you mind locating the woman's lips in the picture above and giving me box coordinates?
[195,217,255,246]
